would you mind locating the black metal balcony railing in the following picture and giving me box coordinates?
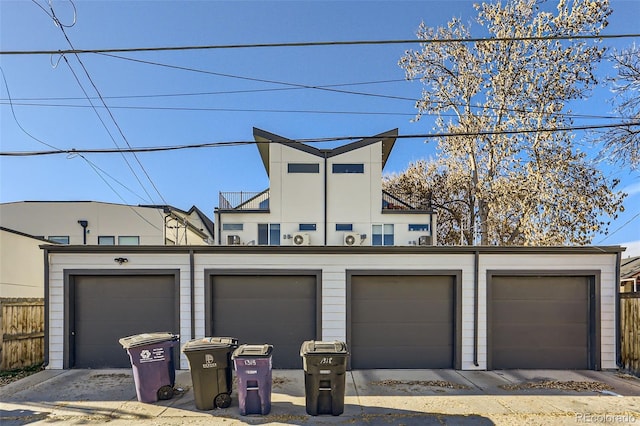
[382,190,432,211]
[219,190,270,210]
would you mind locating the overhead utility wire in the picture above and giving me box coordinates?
[2,33,639,55]
[94,54,630,121]
[3,121,638,156]
[0,78,407,101]
[99,53,414,101]
[44,1,168,206]
[1,64,162,218]
[2,101,631,121]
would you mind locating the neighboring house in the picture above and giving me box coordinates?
[621,256,640,292]
[215,128,436,246]
[0,227,50,297]
[0,201,214,246]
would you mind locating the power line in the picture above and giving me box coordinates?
[0,78,408,101]
[98,53,415,102]
[3,121,638,157]
[2,100,633,121]
[44,1,169,206]
[2,33,639,55]
[1,64,160,212]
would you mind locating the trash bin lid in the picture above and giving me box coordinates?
[300,340,348,356]
[232,344,273,359]
[118,332,179,349]
[182,337,239,352]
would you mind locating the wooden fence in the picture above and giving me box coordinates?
[620,292,640,376]
[0,298,44,371]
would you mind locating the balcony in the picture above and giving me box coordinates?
[382,190,432,212]
[218,190,270,211]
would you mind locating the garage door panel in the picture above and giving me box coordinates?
[490,275,591,369]
[493,347,588,369]
[210,275,317,369]
[352,300,451,322]
[351,345,452,369]
[493,324,588,347]
[492,300,588,323]
[492,277,587,300]
[350,275,455,369]
[73,275,177,368]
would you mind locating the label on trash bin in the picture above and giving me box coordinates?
[202,353,217,368]
[320,369,331,374]
[139,347,165,363]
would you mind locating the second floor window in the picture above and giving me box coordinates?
[258,223,280,246]
[98,236,115,245]
[332,163,364,173]
[118,236,140,245]
[372,224,394,246]
[223,223,244,231]
[288,163,320,173]
[299,223,317,231]
[48,236,69,244]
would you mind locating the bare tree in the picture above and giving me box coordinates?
[393,0,625,245]
[599,44,640,169]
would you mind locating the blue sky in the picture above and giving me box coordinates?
[1,0,639,254]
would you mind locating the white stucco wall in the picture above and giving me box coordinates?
[46,248,619,371]
[0,229,44,297]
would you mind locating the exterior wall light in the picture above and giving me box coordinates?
[114,257,128,265]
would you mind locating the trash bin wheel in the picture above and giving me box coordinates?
[214,393,232,409]
[157,385,174,400]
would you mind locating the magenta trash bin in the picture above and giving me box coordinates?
[232,344,274,415]
[118,332,179,403]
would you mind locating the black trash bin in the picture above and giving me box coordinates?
[182,337,238,410]
[232,344,274,415]
[300,340,349,416]
[119,332,179,403]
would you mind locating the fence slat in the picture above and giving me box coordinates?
[0,298,45,370]
[620,292,640,376]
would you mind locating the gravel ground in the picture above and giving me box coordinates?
[498,380,613,392]
[0,364,44,387]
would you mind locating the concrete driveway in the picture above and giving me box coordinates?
[1,369,639,425]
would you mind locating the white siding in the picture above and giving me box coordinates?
[47,250,619,371]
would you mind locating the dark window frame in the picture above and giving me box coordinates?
[332,163,364,174]
[288,163,320,173]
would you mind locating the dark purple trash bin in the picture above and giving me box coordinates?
[119,332,179,403]
[232,344,273,415]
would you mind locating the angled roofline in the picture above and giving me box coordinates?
[252,127,399,175]
[0,226,58,243]
[187,205,215,238]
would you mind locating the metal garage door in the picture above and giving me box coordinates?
[71,275,178,368]
[489,275,592,369]
[350,275,455,369]
[208,274,318,369]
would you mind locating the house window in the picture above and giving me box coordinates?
[335,224,353,231]
[98,236,115,245]
[288,163,320,173]
[408,224,430,232]
[118,236,140,245]
[223,223,244,231]
[332,163,364,173]
[372,224,394,246]
[299,224,317,231]
[258,223,280,246]
[48,236,69,244]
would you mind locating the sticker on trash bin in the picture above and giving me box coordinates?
[203,353,217,368]
[320,369,331,374]
[139,347,165,363]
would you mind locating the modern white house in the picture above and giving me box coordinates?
[0,201,214,246]
[215,128,436,247]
